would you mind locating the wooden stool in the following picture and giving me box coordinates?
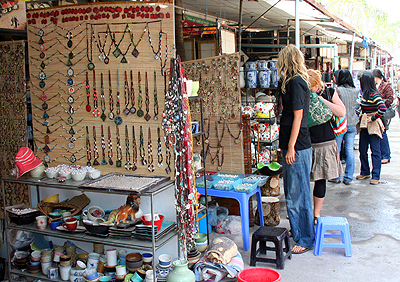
[255,197,280,226]
[250,226,291,269]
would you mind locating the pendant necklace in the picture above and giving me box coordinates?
[33,103,59,112]
[56,53,86,68]
[33,110,61,120]
[59,132,85,149]
[147,21,162,60]
[101,125,107,165]
[30,58,53,71]
[132,125,137,171]
[28,22,55,37]
[111,24,128,58]
[86,24,95,70]
[60,100,84,116]
[57,47,86,62]
[119,28,132,63]
[129,70,136,114]
[217,146,225,171]
[102,24,114,64]
[116,124,122,167]
[206,144,221,165]
[34,125,61,144]
[144,71,151,121]
[92,28,108,62]
[56,22,85,48]
[34,136,57,145]
[107,126,114,165]
[157,127,163,168]
[86,126,92,166]
[137,71,144,117]
[31,70,58,83]
[56,35,86,54]
[215,121,225,146]
[29,41,58,60]
[33,116,61,129]
[85,72,91,112]
[125,124,132,170]
[31,79,59,99]
[114,70,123,125]
[108,70,115,120]
[61,119,84,135]
[58,84,84,102]
[123,70,130,116]
[164,133,171,174]
[147,127,155,172]
[61,146,85,164]
[100,73,107,121]
[30,52,57,70]
[139,125,146,165]
[227,122,243,144]
[37,144,57,154]
[153,70,159,120]
[130,22,148,58]
[58,68,86,79]
[92,125,100,166]
[92,70,100,117]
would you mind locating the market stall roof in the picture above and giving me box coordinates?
[180,0,363,39]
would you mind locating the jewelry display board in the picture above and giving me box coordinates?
[0,41,29,217]
[27,1,175,176]
[182,54,244,174]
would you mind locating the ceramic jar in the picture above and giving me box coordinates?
[244,61,257,71]
[257,60,268,70]
[166,260,195,282]
[269,61,278,88]
[246,71,257,88]
[258,69,271,88]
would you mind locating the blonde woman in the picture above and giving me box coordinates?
[277,45,313,254]
[307,69,345,223]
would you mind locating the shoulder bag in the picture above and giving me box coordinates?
[307,92,333,127]
[329,88,347,137]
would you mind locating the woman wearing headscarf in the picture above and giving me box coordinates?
[277,45,314,254]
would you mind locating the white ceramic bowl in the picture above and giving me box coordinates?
[45,170,58,179]
[58,171,71,180]
[87,169,101,180]
[71,171,86,181]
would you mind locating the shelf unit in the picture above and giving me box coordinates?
[2,175,177,282]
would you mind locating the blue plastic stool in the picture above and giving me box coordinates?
[314,217,352,256]
[196,187,264,251]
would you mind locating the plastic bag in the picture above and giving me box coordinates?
[208,205,229,226]
[215,215,242,235]
[7,230,34,250]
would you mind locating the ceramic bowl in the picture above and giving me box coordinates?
[27,261,41,273]
[31,251,41,262]
[70,275,85,282]
[126,253,142,262]
[45,170,59,179]
[72,170,87,181]
[14,251,29,262]
[195,241,208,252]
[126,259,143,270]
[194,233,207,243]
[83,222,109,235]
[41,194,59,203]
[87,206,105,221]
[158,254,171,268]
[87,169,101,179]
[141,214,164,231]
[58,171,72,180]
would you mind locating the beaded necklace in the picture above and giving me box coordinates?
[101,125,107,165]
[114,70,122,125]
[29,41,58,59]
[147,127,154,172]
[144,71,151,121]
[153,70,159,120]
[31,79,59,98]
[86,126,92,166]
[157,127,163,168]
[37,144,57,154]
[56,35,86,53]
[30,59,53,71]
[108,70,115,120]
[61,119,84,135]
[147,21,162,60]
[123,70,130,116]
[92,70,100,117]
[111,24,129,58]
[28,22,55,37]
[33,117,61,129]
[60,100,84,116]
[107,126,113,165]
[139,125,146,165]
[129,70,136,114]
[100,72,106,121]
[85,72,91,112]
[33,110,61,120]
[92,28,108,62]
[58,68,86,79]
[59,132,85,149]
[124,124,132,170]
[92,126,100,166]
[119,27,132,63]
[56,22,85,48]
[137,71,144,117]
[34,136,57,145]
[57,48,86,61]
[86,23,95,70]
[130,22,148,58]
[164,131,171,174]
[56,53,86,67]
[61,146,85,164]
[116,125,122,167]
[132,125,137,171]
[226,122,243,144]
[215,121,225,146]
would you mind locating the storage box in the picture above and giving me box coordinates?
[233,179,258,193]
[212,179,236,191]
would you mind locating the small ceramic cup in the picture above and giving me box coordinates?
[36,215,48,230]
[115,265,126,276]
[75,260,86,270]
[59,264,71,281]
[53,252,64,263]
[50,221,61,231]
[142,253,153,265]
[62,218,77,231]
[158,254,171,267]
[105,249,117,267]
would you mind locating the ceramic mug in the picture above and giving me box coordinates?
[48,265,59,279]
[158,254,171,267]
[62,218,77,231]
[115,265,126,276]
[36,215,48,230]
[87,253,101,269]
[59,265,71,281]
[50,221,61,230]
[41,261,52,275]
[106,249,117,267]
[142,253,153,265]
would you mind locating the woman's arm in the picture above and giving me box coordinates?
[286,109,302,165]
[320,91,346,117]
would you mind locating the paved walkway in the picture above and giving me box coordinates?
[210,118,400,281]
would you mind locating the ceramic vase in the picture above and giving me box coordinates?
[244,61,257,71]
[166,260,195,282]
[257,60,268,70]
[246,71,257,88]
[258,69,271,88]
[269,61,278,88]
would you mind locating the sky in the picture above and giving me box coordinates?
[365,0,400,21]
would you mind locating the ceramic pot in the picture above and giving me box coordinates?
[257,60,268,70]
[258,69,271,88]
[246,71,257,88]
[269,61,278,88]
[244,61,257,71]
[166,260,195,282]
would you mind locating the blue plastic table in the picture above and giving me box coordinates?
[196,186,264,251]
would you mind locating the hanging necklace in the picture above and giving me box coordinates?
[147,127,154,172]
[59,132,85,149]
[147,21,162,60]
[144,71,151,121]
[33,117,61,129]
[160,32,169,75]
[100,72,106,121]
[215,121,226,146]
[33,103,59,112]
[130,22,148,58]
[125,124,132,170]
[55,54,86,68]
[132,125,137,171]
[30,58,54,71]
[92,125,100,166]
[217,146,224,171]
[34,125,61,144]
[33,110,61,120]
[56,22,85,48]
[153,70,159,120]
[86,24,95,70]
[34,136,57,145]
[86,126,92,166]
[56,35,86,53]
[119,26,132,63]
[92,70,100,117]
[60,100,84,116]
[114,70,122,125]
[108,70,114,120]
[31,70,58,82]
[111,24,129,58]
[61,120,84,135]
[164,133,171,174]
[227,122,243,144]
[57,48,86,62]
[123,70,130,116]
[157,127,163,168]
[29,41,58,59]
[85,71,91,112]
[206,144,221,165]
[37,144,57,154]
[57,84,84,101]
[61,146,85,164]
[129,70,136,114]
[107,126,113,165]
[137,71,144,117]
[30,51,57,68]
[116,125,122,167]
[92,28,108,62]
[139,125,146,165]
[58,67,86,79]
[101,125,107,165]
[28,22,55,37]
[102,24,114,64]
[31,79,59,97]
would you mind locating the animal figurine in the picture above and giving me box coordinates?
[115,194,141,224]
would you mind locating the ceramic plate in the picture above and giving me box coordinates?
[56,226,86,233]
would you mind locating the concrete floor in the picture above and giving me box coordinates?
[209,118,400,281]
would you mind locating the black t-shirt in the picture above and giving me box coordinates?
[279,76,312,151]
[309,88,335,143]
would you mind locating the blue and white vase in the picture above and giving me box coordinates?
[244,61,257,71]
[246,71,258,88]
[269,61,278,88]
[257,60,268,71]
[258,69,271,88]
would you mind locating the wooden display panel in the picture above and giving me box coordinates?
[27,1,175,176]
[182,54,244,174]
